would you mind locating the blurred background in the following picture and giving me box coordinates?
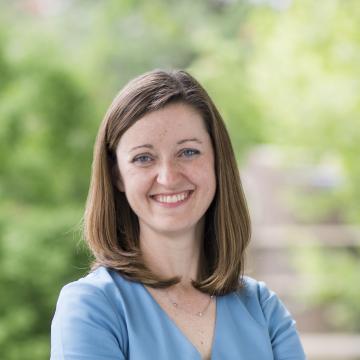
[0,0,359,359]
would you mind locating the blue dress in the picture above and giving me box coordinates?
[51,267,306,359]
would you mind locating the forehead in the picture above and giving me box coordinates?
[118,103,209,147]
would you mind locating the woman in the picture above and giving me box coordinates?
[51,69,306,359]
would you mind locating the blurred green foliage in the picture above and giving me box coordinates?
[247,0,360,224]
[0,0,359,358]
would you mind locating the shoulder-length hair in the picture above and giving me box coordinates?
[84,69,251,295]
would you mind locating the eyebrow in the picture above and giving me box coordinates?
[129,138,203,152]
[177,138,203,145]
[129,144,154,152]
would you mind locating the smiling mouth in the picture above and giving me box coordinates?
[150,190,193,205]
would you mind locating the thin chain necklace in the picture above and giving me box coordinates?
[164,288,215,317]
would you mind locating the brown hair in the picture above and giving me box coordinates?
[84,69,251,295]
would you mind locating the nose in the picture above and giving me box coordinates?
[156,160,182,187]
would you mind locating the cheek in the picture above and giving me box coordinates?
[118,162,136,187]
[194,161,216,192]
[121,168,152,196]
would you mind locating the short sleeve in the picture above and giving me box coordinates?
[51,281,127,360]
[258,281,307,360]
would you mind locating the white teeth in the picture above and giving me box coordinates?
[155,191,190,204]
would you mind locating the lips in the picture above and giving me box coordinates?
[150,190,193,205]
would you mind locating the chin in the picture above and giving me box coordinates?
[151,221,198,236]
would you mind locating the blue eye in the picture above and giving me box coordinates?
[181,149,200,158]
[132,154,153,164]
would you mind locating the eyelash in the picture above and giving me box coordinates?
[132,154,153,164]
[181,148,200,158]
[132,148,200,164]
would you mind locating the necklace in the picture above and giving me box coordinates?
[164,288,215,317]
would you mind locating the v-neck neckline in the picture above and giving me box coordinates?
[141,284,220,359]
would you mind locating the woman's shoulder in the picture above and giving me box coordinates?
[57,266,132,305]
[239,275,274,300]
[235,276,306,358]
[62,266,122,288]
[234,275,293,326]
[51,267,130,358]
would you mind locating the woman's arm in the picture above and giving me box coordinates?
[258,281,307,360]
[51,281,127,360]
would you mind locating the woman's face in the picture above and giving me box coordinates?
[115,102,216,237]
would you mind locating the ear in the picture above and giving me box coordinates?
[112,164,125,192]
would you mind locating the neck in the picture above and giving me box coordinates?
[139,222,205,288]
